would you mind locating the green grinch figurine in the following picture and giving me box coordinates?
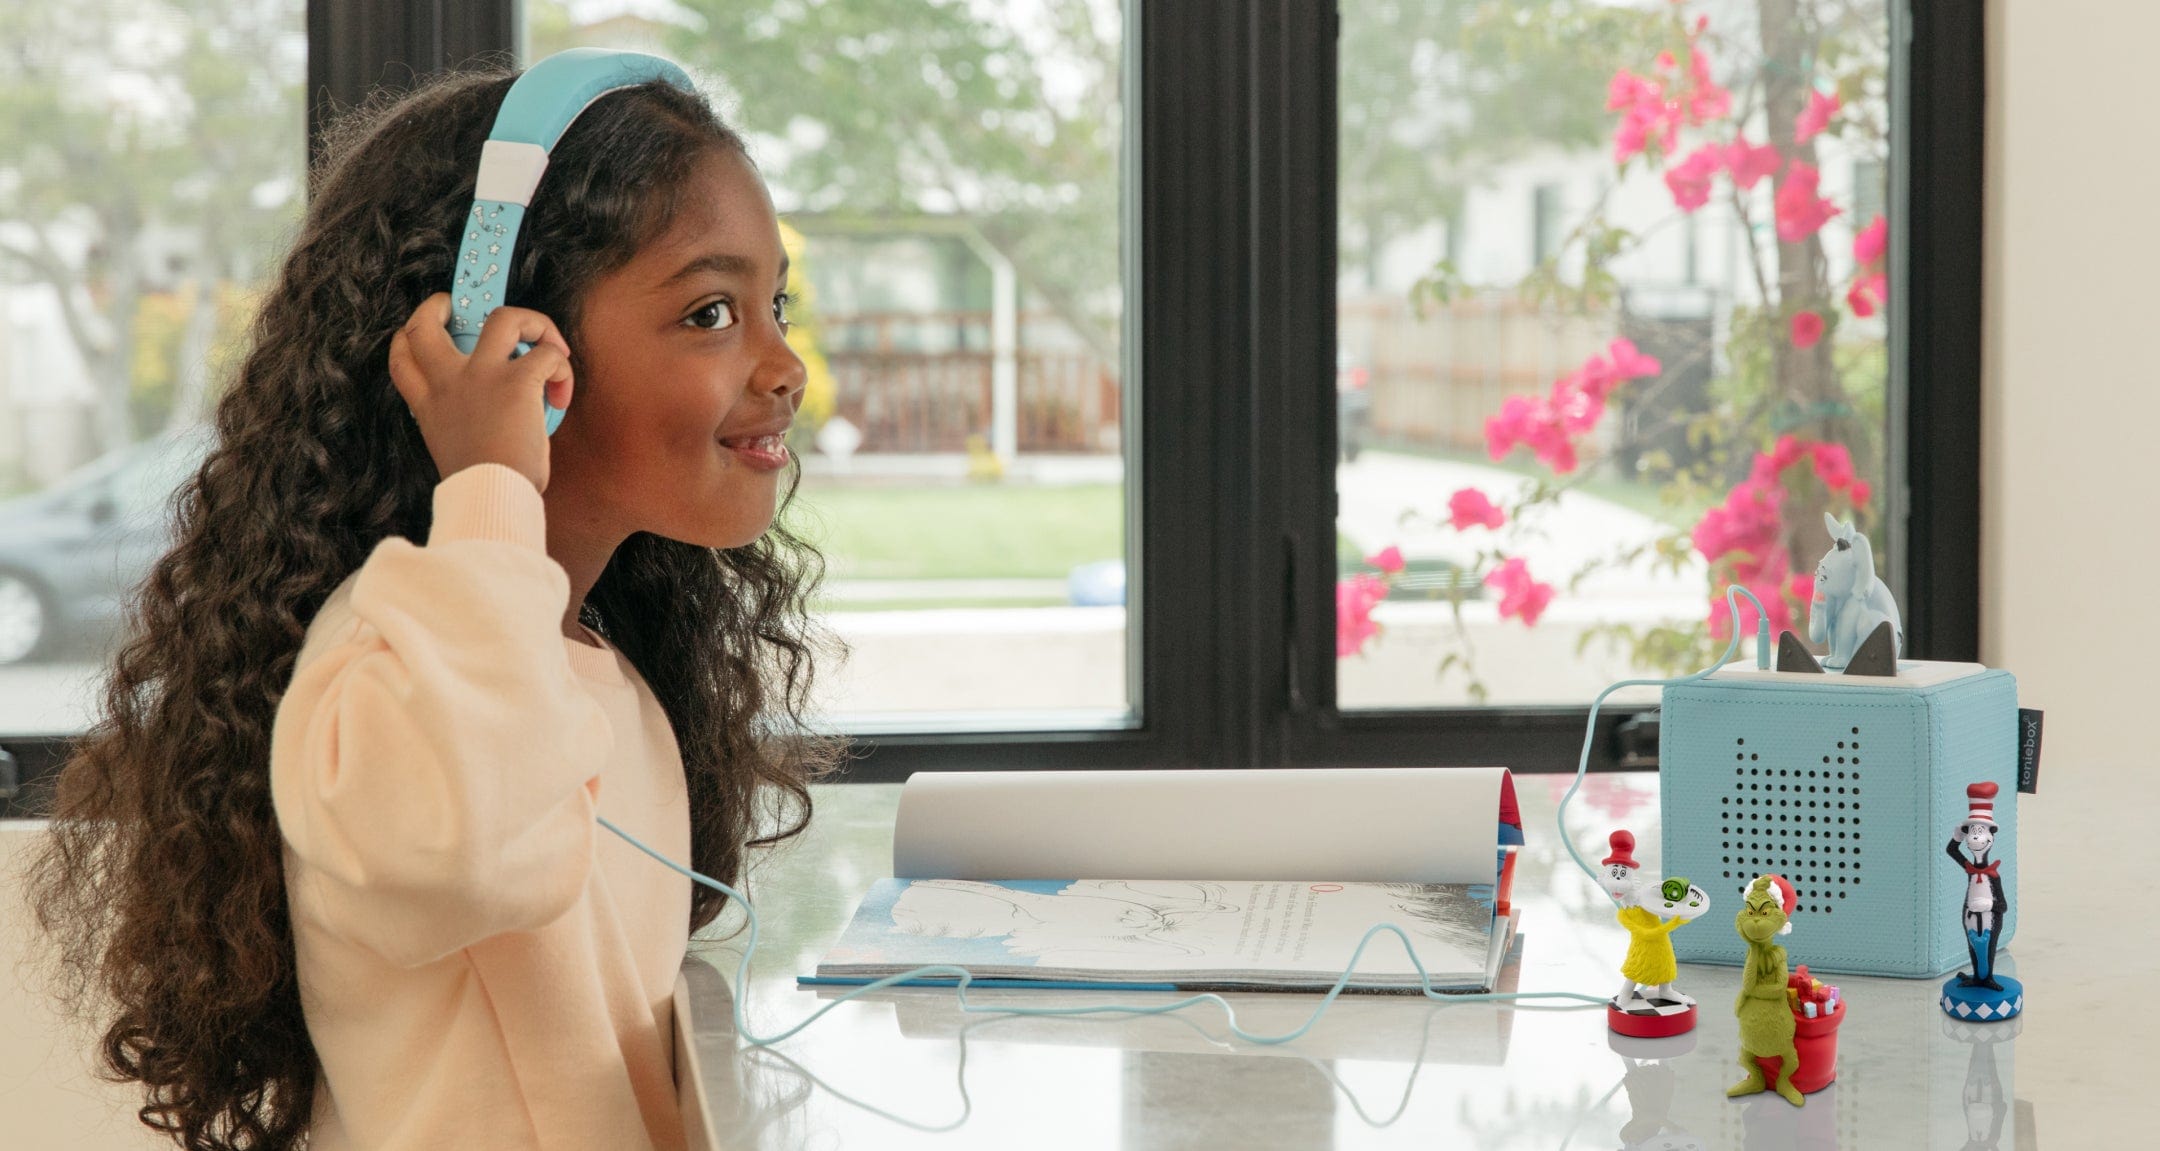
[1728,874,1804,1107]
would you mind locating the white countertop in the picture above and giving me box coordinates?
[673,770,2130,1149]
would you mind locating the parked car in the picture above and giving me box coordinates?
[1337,349,1370,462]
[0,424,214,665]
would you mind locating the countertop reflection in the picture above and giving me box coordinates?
[674,774,2053,1150]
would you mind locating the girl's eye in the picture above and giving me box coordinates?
[687,299,738,332]
[773,291,795,333]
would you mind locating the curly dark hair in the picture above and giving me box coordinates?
[21,58,841,1150]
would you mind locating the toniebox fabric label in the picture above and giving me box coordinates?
[2016,708,2043,794]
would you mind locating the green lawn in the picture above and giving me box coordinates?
[783,482,1124,581]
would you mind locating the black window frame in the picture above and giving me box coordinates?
[0,0,1983,813]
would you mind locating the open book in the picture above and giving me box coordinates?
[800,767,1523,994]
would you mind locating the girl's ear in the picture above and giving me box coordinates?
[1850,527,1873,575]
[1822,511,1844,539]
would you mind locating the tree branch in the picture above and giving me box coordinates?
[0,225,113,362]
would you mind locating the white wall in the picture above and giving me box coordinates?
[1982,0,2157,772]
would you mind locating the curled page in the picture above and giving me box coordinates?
[892,767,1515,883]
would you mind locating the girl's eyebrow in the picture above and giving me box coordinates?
[660,251,791,288]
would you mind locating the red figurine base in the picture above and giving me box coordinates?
[1608,998,1698,1038]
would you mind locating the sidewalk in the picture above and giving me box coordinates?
[1334,450,1705,599]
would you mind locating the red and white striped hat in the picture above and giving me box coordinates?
[1965,781,2000,828]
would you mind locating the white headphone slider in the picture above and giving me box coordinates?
[474,140,551,206]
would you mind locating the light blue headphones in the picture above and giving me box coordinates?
[449,48,697,435]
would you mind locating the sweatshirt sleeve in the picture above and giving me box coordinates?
[270,463,614,969]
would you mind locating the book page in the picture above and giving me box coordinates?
[892,767,1514,884]
[816,878,1498,984]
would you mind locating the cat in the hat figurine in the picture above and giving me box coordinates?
[1942,781,2023,1021]
[1596,829,1711,1037]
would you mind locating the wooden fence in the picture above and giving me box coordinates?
[821,311,1120,453]
[1339,292,1617,452]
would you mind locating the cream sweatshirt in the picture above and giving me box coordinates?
[269,463,692,1151]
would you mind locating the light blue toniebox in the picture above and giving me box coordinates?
[1660,661,2019,977]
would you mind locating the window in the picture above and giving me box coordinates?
[528,0,1134,732]
[0,0,304,736]
[0,2,1980,795]
[1335,0,1927,718]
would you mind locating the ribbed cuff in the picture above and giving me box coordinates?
[427,463,547,553]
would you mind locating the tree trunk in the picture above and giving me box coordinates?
[1757,0,1862,588]
[88,201,143,459]
[167,277,217,433]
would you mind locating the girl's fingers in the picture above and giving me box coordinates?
[513,344,574,410]
[473,306,571,367]
[395,293,465,391]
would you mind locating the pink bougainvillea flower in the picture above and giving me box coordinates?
[1613,99,1679,165]
[1853,215,1888,266]
[1365,545,1405,574]
[1507,581,1556,628]
[1488,340,1659,475]
[1486,393,1579,474]
[1788,572,1816,608]
[1807,441,1855,491]
[1607,69,1657,111]
[1551,379,1607,436]
[1696,435,1880,638]
[1688,44,1715,85]
[1484,557,1556,628]
[1683,47,1731,123]
[1575,339,1664,401]
[1448,488,1506,532]
[1847,271,1888,318]
[1722,138,1782,190]
[1612,114,1649,165]
[1484,394,1539,460]
[1747,433,1806,487]
[1790,310,1824,349]
[1794,88,1841,145]
[1524,417,1579,474]
[1691,478,1782,575]
[1336,573,1389,658]
[1606,337,1661,380]
[1607,59,1698,165]
[1654,50,1676,72]
[1774,162,1840,243]
[1664,144,1723,213]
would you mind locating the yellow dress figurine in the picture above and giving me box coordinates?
[1598,829,1711,1038]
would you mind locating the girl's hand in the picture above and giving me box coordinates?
[388,293,575,494]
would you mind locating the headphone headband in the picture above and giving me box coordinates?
[448,48,697,434]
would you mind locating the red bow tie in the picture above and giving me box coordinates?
[1962,858,2000,878]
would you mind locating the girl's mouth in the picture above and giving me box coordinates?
[719,433,790,472]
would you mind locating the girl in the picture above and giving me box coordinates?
[25,60,838,1150]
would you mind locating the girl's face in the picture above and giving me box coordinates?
[555,146,805,550]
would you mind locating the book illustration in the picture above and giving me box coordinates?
[818,878,1499,986]
[890,880,1241,966]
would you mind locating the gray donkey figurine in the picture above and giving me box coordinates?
[1776,513,1902,676]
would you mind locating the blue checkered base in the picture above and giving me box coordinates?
[1940,974,2023,1022]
